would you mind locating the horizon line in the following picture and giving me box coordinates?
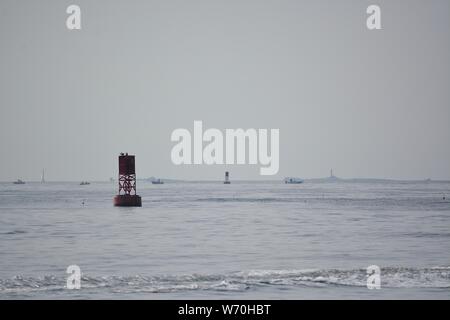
[2,176,450,183]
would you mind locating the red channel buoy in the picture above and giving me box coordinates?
[113,153,142,207]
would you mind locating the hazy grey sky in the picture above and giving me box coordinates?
[1,0,449,181]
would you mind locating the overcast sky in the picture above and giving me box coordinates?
[1,0,449,181]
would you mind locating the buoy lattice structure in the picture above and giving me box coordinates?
[113,153,142,207]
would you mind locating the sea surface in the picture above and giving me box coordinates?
[0,180,449,299]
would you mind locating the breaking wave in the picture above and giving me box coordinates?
[1,267,449,295]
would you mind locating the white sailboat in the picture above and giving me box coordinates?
[327,168,339,181]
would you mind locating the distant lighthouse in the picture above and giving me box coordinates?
[224,171,230,184]
[113,153,142,207]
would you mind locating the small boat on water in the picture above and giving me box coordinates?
[151,178,164,185]
[13,179,25,185]
[284,177,304,184]
[80,181,90,185]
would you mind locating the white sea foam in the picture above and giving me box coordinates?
[1,267,449,296]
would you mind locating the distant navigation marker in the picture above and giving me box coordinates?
[224,171,230,184]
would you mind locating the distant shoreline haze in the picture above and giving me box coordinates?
[3,177,450,183]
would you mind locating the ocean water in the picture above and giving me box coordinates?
[0,180,449,299]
